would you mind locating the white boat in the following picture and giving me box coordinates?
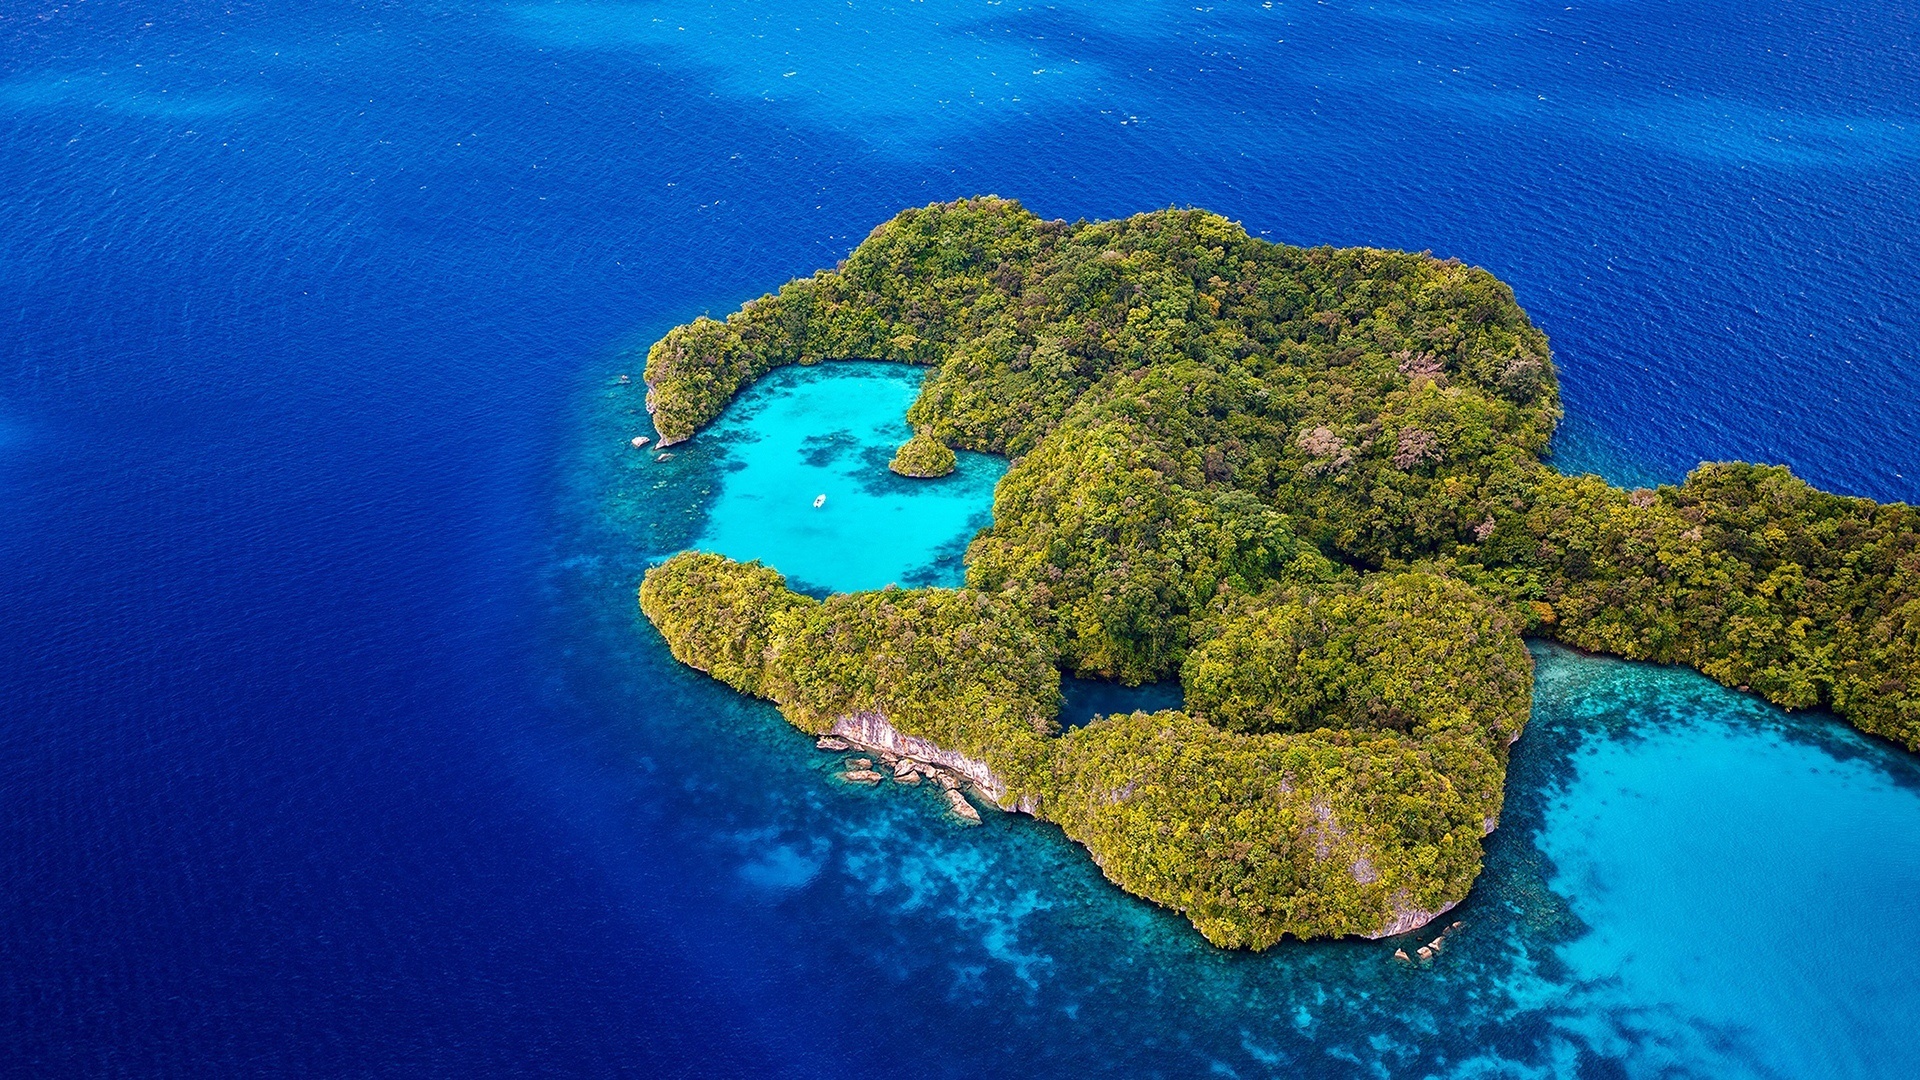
[813,494,827,508]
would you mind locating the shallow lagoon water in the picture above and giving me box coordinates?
[1528,657,1920,1080]
[686,362,1003,593]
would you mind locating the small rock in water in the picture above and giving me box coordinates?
[838,769,884,785]
[849,758,872,770]
[895,771,921,785]
[654,452,673,462]
[815,736,852,751]
[1427,936,1445,953]
[891,760,916,778]
[1417,946,1434,961]
[936,773,960,791]
[944,789,982,824]
[631,435,650,449]
[1393,949,1411,963]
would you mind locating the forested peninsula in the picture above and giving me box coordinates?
[637,197,1920,948]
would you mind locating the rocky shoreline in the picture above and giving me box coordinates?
[1368,897,1462,941]
[814,730,990,822]
[822,711,1042,815]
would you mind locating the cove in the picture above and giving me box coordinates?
[1058,676,1184,728]
[684,362,1004,594]
[1520,647,1920,1079]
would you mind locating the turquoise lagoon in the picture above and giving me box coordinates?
[1524,654,1920,1079]
[680,361,1003,594]
[612,360,1920,1077]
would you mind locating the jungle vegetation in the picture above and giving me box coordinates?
[637,197,1920,946]
[888,430,957,477]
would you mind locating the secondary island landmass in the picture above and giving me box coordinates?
[888,428,958,478]
[634,197,1920,948]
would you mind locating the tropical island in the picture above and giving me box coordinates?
[636,197,1920,948]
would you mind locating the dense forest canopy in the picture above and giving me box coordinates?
[887,429,957,478]
[638,197,1920,946]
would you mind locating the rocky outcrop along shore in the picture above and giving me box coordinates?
[827,711,1040,814]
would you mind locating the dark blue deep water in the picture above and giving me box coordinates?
[5,1,1919,1076]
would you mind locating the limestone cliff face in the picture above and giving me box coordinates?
[1365,895,1462,940]
[643,383,687,448]
[1319,800,1469,940]
[827,711,1041,815]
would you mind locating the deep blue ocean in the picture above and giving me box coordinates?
[5,1,1919,1076]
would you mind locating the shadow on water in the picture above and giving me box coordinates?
[1057,676,1185,729]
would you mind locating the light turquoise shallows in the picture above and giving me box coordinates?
[1526,648,1920,1079]
[690,362,1004,593]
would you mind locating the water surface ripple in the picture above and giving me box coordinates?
[4,0,1918,1074]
